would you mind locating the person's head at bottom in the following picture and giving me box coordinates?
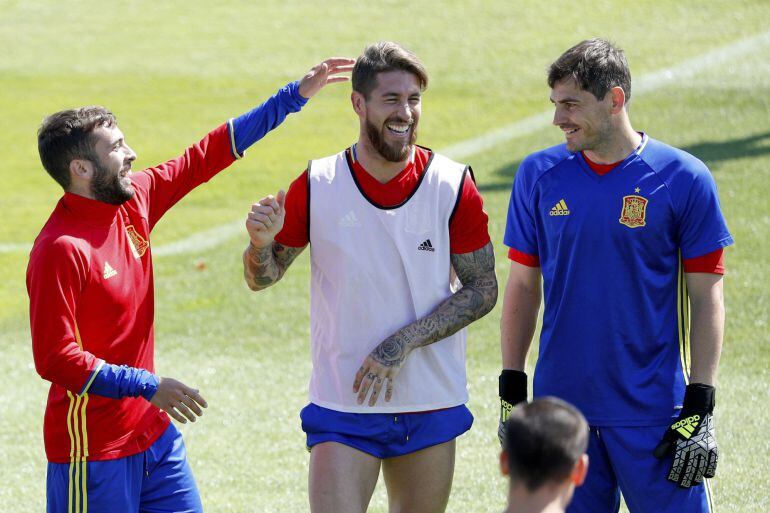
[501,397,589,513]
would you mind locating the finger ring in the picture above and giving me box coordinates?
[367,372,376,380]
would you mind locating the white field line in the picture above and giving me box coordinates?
[4,30,769,257]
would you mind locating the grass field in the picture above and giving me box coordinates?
[1,1,769,511]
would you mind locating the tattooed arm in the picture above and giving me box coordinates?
[243,242,305,291]
[353,241,498,405]
[242,189,306,291]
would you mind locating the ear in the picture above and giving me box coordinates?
[351,90,366,117]
[608,86,626,114]
[571,454,589,486]
[499,450,510,476]
[69,158,94,181]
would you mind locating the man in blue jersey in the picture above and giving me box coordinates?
[498,39,732,513]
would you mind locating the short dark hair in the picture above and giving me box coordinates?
[547,38,631,101]
[504,397,588,491]
[352,41,428,99]
[37,106,116,189]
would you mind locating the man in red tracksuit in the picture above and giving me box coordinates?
[27,57,353,513]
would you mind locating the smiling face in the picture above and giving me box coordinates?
[88,125,137,204]
[356,70,421,162]
[550,78,615,153]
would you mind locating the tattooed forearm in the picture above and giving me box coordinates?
[369,242,498,367]
[243,242,305,291]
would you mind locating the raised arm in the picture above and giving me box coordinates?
[353,242,498,405]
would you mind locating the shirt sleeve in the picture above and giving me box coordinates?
[274,170,310,247]
[26,239,101,393]
[449,170,491,254]
[674,162,734,259]
[130,123,236,230]
[503,159,539,257]
[682,247,725,274]
[131,81,308,230]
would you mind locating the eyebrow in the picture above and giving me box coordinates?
[381,91,421,98]
[549,96,580,104]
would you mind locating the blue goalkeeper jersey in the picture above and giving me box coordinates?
[503,134,733,426]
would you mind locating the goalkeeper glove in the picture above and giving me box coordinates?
[654,383,718,488]
[498,369,527,447]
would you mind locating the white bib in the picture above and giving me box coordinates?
[307,148,470,413]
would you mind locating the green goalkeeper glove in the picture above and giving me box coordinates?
[654,383,718,488]
[498,369,527,447]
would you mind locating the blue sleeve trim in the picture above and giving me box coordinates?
[231,80,309,156]
[87,363,160,400]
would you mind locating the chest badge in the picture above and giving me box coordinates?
[619,195,648,228]
[126,225,149,258]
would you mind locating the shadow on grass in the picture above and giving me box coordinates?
[477,131,770,193]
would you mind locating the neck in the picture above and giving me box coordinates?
[67,183,97,201]
[505,483,570,513]
[583,117,642,164]
[355,136,410,184]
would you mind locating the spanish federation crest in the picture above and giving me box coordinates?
[126,225,149,258]
[619,195,648,228]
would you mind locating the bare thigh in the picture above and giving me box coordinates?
[382,439,456,513]
[308,442,382,513]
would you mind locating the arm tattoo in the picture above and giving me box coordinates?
[243,242,305,291]
[370,242,498,367]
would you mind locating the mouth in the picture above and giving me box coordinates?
[386,121,412,136]
[119,167,133,181]
[562,127,579,136]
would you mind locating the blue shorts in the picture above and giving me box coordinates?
[47,422,202,513]
[300,403,473,459]
[568,425,714,513]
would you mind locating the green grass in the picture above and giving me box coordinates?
[1,1,769,511]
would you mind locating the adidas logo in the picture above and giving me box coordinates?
[339,210,361,227]
[672,414,700,439]
[549,199,570,216]
[418,239,435,252]
[103,261,117,279]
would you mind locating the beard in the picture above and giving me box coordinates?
[91,159,134,205]
[365,116,417,163]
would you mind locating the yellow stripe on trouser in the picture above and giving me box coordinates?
[66,391,89,512]
[677,256,691,382]
[66,322,89,512]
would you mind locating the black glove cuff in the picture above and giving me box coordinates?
[499,370,528,405]
[683,383,715,413]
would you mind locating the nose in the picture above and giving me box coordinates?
[396,102,412,121]
[552,106,565,126]
[125,145,137,162]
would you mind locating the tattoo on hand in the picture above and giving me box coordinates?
[370,335,409,368]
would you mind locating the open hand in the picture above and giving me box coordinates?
[150,377,208,424]
[298,57,355,99]
[353,334,411,406]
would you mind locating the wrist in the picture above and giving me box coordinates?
[248,239,273,251]
[499,369,528,405]
[683,383,716,413]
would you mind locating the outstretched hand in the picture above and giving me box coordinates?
[298,57,355,99]
[150,377,208,424]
